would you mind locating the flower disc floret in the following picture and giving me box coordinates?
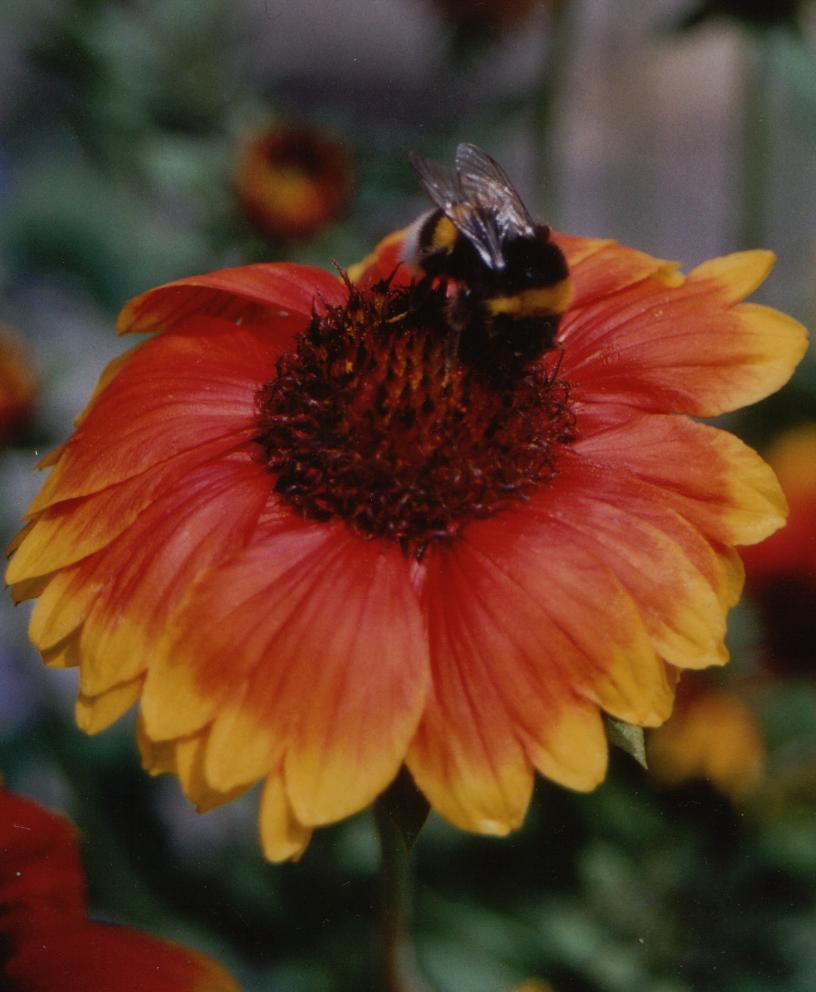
[255,276,575,554]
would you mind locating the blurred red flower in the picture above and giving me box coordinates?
[0,325,36,445]
[6,224,806,859]
[234,124,352,242]
[742,425,816,675]
[0,788,240,992]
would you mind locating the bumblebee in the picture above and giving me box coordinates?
[405,142,572,377]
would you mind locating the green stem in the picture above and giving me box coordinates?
[739,31,774,250]
[374,798,432,992]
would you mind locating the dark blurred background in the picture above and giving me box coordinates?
[2,1,816,990]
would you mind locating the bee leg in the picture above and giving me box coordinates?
[444,289,474,367]
[445,325,462,368]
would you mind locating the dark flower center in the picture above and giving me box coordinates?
[254,275,576,556]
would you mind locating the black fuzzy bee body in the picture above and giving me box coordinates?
[405,144,572,378]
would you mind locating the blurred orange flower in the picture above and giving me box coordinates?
[0,788,240,992]
[6,227,806,859]
[235,124,352,242]
[742,425,816,675]
[0,325,36,444]
[648,680,765,800]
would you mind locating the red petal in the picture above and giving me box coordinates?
[562,250,806,417]
[407,489,680,832]
[79,456,270,697]
[527,458,744,670]
[556,234,683,309]
[5,924,240,992]
[9,433,250,584]
[142,519,429,826]
[29,456,270,706]
[25,318,283,515]
[455,507,673,723]
[117,262,345,335]
[572,412,786,546]
[0,790,86,944]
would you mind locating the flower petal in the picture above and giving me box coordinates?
[563,250,807,417]
[573,413,787,546]
[75,678,144,734]
[79,457,270,697]
[258,773,313,863]
[452,507,673,724]
[29,456,269,704]
[136,719,246,813]
[0,789,86,938]
[8,433,250,585]
[5,924,241,992]
[117,262,344,335]
[345,227,409,285]
[556,234,683,307]
[143,520,429,827]
[407,493,675,833]
[22,318,286,515]
[1,788,240,990]
[407,631,535,836]
[29,564,103,654]
[528,458,744,670]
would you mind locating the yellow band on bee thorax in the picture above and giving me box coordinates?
[486,280,574,317]
[430,216,459,252]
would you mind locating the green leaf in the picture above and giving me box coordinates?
[604,715,648,769]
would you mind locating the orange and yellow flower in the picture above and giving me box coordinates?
[741,425,816,675]
[648,677,765,800]
[0,787,239,991]
[6,225,806,860]
[234,124,352,242]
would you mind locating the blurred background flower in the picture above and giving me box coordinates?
[742,425,816,676]
[0,787,241,992]
[1,1,816,990]
[0,326,36,445]
[648,675,765,800]
[234,123,352,242]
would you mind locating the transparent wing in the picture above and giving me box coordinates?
[409,149,505,268]
[455,143,536,241]
[408,151,462,215]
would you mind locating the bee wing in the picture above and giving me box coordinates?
[455,143,536,242]
[409,149,505,269]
